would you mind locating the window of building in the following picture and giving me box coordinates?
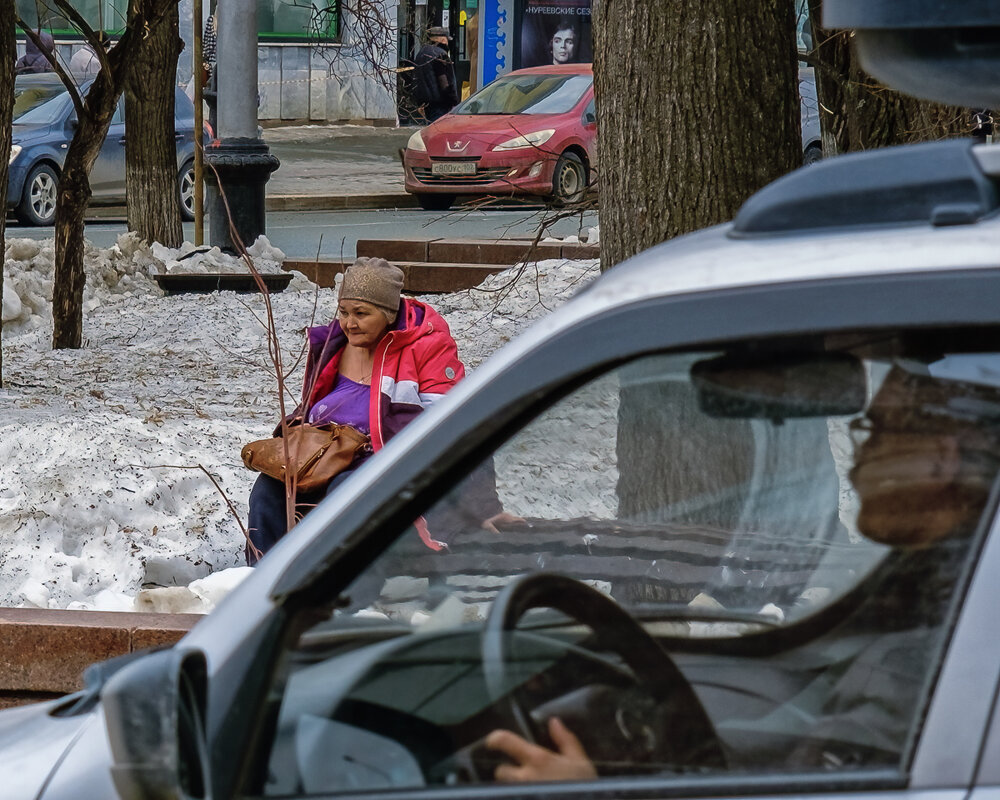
[258,0,340,41]
[16,0,128,35]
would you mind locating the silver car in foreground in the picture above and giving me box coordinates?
[6,6,1000,800]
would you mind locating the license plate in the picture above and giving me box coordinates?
[432,161,477,176]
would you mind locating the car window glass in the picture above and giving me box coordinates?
[13,84,67,124]
[258,332,996,796]
[112,97,124,125]
[454,74,592,115]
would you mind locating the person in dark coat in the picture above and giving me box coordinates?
[14,30,55,74]
[412,26,459,123]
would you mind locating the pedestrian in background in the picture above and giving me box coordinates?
[14,29,55,74]
[412,26,459,123]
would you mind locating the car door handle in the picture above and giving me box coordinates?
[175,132,184,141]
[118,136,126,146]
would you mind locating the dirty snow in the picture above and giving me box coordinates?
[0,232,599,613]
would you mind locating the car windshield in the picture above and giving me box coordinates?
[260,329,997,794]
[453,73,591,115]
[14,83,68,125]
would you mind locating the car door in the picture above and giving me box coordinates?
[212,268,1000,800]
[581,94,597,172]
[90,97,125,200]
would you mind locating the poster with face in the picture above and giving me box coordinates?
[518,0,592,69]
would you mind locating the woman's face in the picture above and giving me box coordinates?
[337,300,391,350]
[551,27,577,65]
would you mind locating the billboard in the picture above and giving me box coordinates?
[518,0,592,69]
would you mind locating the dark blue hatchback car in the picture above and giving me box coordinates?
[8,73,199,226]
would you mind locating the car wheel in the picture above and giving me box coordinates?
[416,193,455,211]
[803,144,823,166]
[17,163,58,226]
[178,160,196,222]
[551,151,587,205]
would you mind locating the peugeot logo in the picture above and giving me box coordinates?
[447,140,468,153]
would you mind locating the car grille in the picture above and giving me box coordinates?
[413,164,512,186]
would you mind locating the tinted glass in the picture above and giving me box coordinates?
[13,83,67,124]
[454,73,592,115]
[261,331,997,795]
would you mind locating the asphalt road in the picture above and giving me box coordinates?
[5,207,599,261]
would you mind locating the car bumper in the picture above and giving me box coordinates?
[403,150,557,196]
[6,163,28,207]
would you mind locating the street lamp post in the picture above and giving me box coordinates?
[206,0,279,252]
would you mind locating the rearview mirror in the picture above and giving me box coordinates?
[102,648,210,800]
[691,352,866,420]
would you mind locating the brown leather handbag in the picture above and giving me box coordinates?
[241,424,371,493]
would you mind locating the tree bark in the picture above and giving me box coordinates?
[125,0,184,247]
[0,0,14,384]
[593,2,800,527]
[806,0,972,153]
[593,0,801,270]
[16,0,179,350]
[51,71,123,349]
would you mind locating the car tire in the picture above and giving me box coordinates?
[416,193,455,211]
[178,160,196,222]
[17,163,58,226]
[803,144,823,166]
[551,151,587,205]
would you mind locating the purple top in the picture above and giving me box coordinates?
[307,375,371,432]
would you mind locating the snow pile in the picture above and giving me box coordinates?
[2,233,292,345]
[153,236,287,275]
[0,236,599,613]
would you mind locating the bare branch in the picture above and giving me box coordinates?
[16,17,87,117]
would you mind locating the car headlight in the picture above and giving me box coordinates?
[406,130,426,153]
[9,144,21,165]
[492,129,556,151]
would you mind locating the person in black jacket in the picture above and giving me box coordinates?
[412,26,459,123]
[14,30,55,75]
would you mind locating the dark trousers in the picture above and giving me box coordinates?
[245,470,356,565]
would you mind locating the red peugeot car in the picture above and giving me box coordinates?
[403,64,596,211]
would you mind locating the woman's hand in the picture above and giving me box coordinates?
[481,511,526,534]
[485,717,597,783]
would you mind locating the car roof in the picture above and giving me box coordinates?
[14,72,66,87]
[503,63,593,77]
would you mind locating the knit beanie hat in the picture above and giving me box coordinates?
[338,257,404,312]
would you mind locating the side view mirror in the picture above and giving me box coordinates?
[823,1,1000,108]
[691,352,867,420]
[102,648,211,800]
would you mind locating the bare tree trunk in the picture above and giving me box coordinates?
[18,0,180,350]
[593,0,801,270]
[0,0,13,384]
[593,1,800,533]
[807,0,972,153]
[51,73,122,349]
[125,0,183,247]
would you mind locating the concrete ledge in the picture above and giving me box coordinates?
[284,260,509,292]
[0,608,201,706]
[357,237,599,265]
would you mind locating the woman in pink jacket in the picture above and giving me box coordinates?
[246,258,514,564]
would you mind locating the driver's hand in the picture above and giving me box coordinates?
[481,511,526,534]
[485,717,597,783]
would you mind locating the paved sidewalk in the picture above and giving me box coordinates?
[262,124,414,207]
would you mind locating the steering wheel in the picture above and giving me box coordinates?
[482,572,726,771]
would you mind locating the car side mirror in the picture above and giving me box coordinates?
[583,111,596,125]
[691,352,866,420]
[823,1,1000,108]
[102,648,211,800]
